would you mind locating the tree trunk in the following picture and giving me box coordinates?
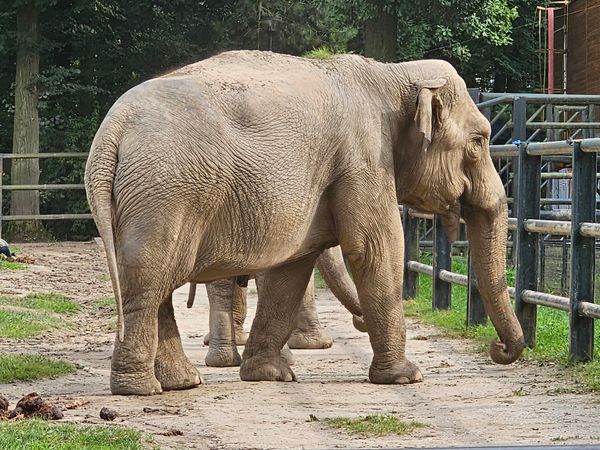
[10,2,45,241]
[364,0,397,62]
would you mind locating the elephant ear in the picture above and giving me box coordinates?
[414,79,448,152]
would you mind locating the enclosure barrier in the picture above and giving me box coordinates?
[0,152,91,238]
[403,138,600,362]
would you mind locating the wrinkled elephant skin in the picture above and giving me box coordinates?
[85,50,524,395]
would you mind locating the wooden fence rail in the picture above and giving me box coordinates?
[0,152,90,238]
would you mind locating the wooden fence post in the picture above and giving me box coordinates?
[432,216,451,310]
[515,138,541,348]
[402,207,419,300]
[569,140,596,362]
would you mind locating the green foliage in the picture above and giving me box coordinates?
[304,46,338,59]
[0,354,73,383]
[325,414,426,436]
[94,295,116,312]
[0,419,149,450]
[0,293,80,314]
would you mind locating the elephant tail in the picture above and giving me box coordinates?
[85,116,125,342]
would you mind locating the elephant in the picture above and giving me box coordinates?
[196,245,366,367]
[85,50,525,395]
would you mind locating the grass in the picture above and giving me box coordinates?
[0,354,73,383]
[325,414,426,436]
[0,309,67,339]
[0,247,26,270]
[0,293,80,314]
[406,254,600,392]
[94,296,115,312]
[0,419,151,450]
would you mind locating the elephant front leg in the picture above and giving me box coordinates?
[205,278,242,367]
[155,294,202,391]
[287,275,333,349]
[110,289,163,395]
[335,191,422,385]
[240,255,317,381]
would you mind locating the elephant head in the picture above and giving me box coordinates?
[396,62,525,364]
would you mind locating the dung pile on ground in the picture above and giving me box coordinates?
[0,393,63,420]
[12,255,36,264]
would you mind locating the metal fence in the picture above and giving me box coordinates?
[0,152,91,238]
[403,132,600,362]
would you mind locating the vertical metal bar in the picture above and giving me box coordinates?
[432,216,451,310]
[561,236,568,295]
[515,140,541,348]
[467,250,487,326]
[0,155,3,239]
[569,141,596,362]
[539,236,546,293]
[511,97,528,266]
[402,207,419,300]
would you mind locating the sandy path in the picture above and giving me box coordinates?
[1,242,599,449]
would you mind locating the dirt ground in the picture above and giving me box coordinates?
[1,242,600,449]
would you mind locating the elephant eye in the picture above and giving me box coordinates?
[471,135,486,146]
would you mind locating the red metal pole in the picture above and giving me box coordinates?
[548,7,555,95]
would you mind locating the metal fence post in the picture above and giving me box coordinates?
[467,250,487,326]
[0,154,3,239]
[569,140,596,362]
[402,207,419,300]
[515,140,541,348]
[432,215,451,310]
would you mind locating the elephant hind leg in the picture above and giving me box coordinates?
[155,294,202,391]
[240,254,318,382]
[203,281,248,347]
[205,278,242,367]
[287,275,333,349]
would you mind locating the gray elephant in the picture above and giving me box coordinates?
[86,50,524,395]
[198,245,365,367]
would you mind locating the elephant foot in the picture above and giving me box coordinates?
[205,344,242,367]
[280,345,295,366]
[203,331,248,346]
[287,327,333,349]
[240,354,296,382]
[369,358,423,385]
[110,370,163,396]
[155,357,202,391]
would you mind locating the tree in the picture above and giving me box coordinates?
[10,0,45,240]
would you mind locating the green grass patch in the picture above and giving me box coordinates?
[0,309,67,339]
[94,296,116,312]
[325,414,426,436]
[0,259,26,270]
[0,419,150,450]
[0,354,73,383]
[407,254,600,392]
[0,293,80,314]
[0,247,26,270]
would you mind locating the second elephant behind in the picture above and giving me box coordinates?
[195,246,365,367]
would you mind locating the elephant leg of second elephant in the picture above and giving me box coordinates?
[205,278,242,367]
[287,275,333,349]
[155,294,202,391]
[203,282,248,346]
[240,255,318,381]
[232,282,248,345]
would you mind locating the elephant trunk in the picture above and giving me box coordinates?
[464,201,525,364]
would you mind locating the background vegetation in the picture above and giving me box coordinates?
[0,0,541,240]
